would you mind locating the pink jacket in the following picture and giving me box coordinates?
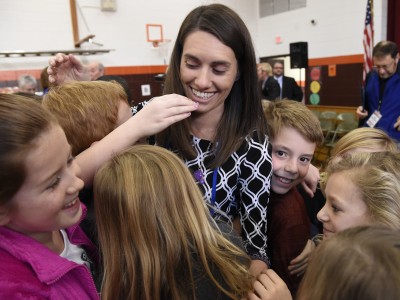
[0,205,99,300]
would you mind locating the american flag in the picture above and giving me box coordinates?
[363,0,374,82]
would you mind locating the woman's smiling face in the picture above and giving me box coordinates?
[180,30,238,119]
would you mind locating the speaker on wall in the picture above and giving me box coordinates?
[290,42,308,69]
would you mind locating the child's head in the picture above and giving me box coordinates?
[318,151,400,238]
[94,145,251,300]
[43,80,131,156]
[0,94,84,234]
[298,226,400,300]
[263,100,324,194]
[330,127,398,159]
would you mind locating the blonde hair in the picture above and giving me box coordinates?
[42,80,128,155]
[330,127,398,158]
[298,226,400,300]
[94,145,252,300]
[258,62,273,76]
[263,99,324,145]
[322,151,400,231]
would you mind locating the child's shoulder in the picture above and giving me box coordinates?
[0,247,51,298]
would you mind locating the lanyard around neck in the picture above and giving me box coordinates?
[209,167,218,216]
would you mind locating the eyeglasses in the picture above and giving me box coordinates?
[373,59,396,71]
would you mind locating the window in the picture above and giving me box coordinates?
[260,0,306,17]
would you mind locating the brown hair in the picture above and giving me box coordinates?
[158,4,266,168]
[43,80,128,155]
[263,99,324,145]
[373,40,398,59]
[0,94,57,205]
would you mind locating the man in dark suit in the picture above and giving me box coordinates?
[257,63,280,100]
[272,61,303,101]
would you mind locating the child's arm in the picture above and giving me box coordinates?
[288,239,315,276]
[76,95,198,186]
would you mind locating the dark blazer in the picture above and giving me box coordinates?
[261,77,280,100]
[278,76,303,101]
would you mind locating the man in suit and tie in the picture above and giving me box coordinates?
[272,61,303,101]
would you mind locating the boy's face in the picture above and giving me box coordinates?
[271,126,316,194]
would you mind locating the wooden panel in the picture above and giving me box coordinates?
[305,63,364,107]
[115,73,165,106]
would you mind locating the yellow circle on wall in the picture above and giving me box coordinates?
[310,81,321,94]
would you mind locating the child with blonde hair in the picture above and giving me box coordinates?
[298,226,400,300]
[251,226,400,300]
[319,151,400,236]
[94,145,252,300]
[330,127,398,158]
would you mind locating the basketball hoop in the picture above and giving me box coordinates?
[149,39,172,64]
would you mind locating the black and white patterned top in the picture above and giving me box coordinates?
[132,103,272,264]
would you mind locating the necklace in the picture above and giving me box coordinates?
[193,140,213,184]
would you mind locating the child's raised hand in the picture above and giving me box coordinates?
[135,94,198,137]
[248,269,292,300]
[48,53,90,85]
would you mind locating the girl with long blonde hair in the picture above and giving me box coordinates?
[94,145,252,300]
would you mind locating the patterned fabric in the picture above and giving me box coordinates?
[132,102,273,264]
[185,136,272,264]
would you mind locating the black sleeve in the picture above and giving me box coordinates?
[291,78,303,101]
[358,72,372,127]
[265,78,280,100]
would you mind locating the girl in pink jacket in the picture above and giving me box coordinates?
[0,93,196,299]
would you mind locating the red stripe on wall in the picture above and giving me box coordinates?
[308,54,364,66]
[1,55,366,82]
